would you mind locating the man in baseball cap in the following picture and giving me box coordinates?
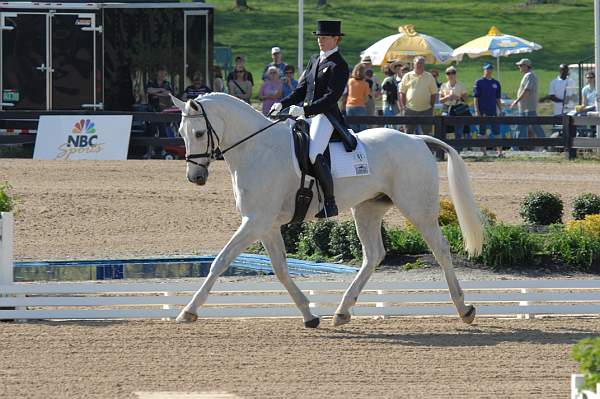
[511,58,546,144]
[263,46,285,80]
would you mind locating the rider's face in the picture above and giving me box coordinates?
[317,35,338,52]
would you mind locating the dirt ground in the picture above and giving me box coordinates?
[0,317,597,399]
[2,159,600,261]
[1,159,600,398]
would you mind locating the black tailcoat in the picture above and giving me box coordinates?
[280,51,357,151]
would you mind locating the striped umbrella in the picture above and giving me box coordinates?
[360,25,454,66]
[451,26,542,77]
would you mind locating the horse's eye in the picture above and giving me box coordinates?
[195,130,205,138]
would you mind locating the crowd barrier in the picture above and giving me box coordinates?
[0,111,599,159]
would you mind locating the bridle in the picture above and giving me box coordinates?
[182,99,283,168]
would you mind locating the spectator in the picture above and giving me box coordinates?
[213,66,226,93]
[282,64,298,98]
[440,66,469,147]
[430,68,442,89]
[542,64,577,115]
[399,56,438,134]
[360,55,381,116]
[258,66,283,115]
[184,72,212,100]
[263,47,286,80]
[510,58,545,144]
[227,55,254,86]
[345,63,370,132]
[146,65,173,112]
[579,71,597,113]
[381,62,400,128]
[228,66,253,104]
[473,63,503,156]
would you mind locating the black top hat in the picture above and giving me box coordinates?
[313,20,344,36]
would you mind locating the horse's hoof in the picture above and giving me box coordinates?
[175,310,198,323]
[304,317,320,329]
[460,305,476,325]
[331,313,351,327]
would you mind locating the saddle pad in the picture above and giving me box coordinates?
[329,139,370,178]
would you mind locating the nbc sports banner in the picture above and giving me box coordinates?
[33,115,133,160]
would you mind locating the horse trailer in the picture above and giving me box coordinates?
[0,1,214,111]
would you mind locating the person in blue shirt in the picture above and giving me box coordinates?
[281,64,298,98]
[473,63,504,155]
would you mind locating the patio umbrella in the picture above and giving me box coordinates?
[450,26,542,77]
[360,25,454,66]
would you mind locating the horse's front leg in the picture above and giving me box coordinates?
[176,217,265,322]
[262,228,320,328]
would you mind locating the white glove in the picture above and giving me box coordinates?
[270,102,283,115]
[288,105,305,118]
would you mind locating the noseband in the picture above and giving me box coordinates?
[182,99,284,168]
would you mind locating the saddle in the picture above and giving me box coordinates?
[288,119,354,224]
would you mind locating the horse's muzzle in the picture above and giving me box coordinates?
[187,166,209,186]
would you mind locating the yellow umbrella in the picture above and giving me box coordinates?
[361,25,454,66]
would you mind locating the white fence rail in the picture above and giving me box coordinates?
[1,278,600,320]
[2,213,600,321]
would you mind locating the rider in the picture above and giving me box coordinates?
[270,20,355,218]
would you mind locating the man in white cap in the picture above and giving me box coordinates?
[510,58,545,144]
[360,55,381,116]
[263,46,286,80]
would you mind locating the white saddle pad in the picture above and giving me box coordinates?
[288,122,370,178]
[329,139,370,178]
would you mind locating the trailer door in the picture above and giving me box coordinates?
[184,11,209,90]
[1,13,49,110]
[51,13,100,110]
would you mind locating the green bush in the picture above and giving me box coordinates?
[572,337,600,392]
[441,224,464,255]
[329,220,361,261]
[0,182,16,213]
[519,191,563,225]
[297,220,337,258]
[572,193,600,220]
[280,222,305,254]
[387,227,429,256]
[545,224,600,271]
[479,224,538,269]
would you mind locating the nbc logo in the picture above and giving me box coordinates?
[71,119,96,135]
[67,119,98,147]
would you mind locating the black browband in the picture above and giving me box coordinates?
[182,99,283,167]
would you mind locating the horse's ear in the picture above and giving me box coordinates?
[170,94,186,111]
[187,100,199,111]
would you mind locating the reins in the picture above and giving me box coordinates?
[182,100,287,167]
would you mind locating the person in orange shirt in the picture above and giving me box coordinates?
[345,63,370,132]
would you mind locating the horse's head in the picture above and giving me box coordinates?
[171,95,224,186]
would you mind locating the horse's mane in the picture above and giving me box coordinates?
[199,92,270,123]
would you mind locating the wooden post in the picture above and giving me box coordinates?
[0,212,14,285]
[563,114,577,160]
[433,116,445,161]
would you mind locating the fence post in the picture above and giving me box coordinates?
[433,116,445,161]
[563,114,577,160]
[0,212,14,285]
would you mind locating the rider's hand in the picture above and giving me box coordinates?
[270,102,283,115]
[289,105,305,118]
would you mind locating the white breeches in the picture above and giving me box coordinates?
[308,114,334,163]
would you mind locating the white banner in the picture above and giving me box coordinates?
[33,115,132,160]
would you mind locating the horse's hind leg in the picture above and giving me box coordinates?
[176,217,266,322]
[332,198,391,327]
[408,212,476,324]
[262,228,320,328]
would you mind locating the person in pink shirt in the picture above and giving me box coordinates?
[259,66,283,115]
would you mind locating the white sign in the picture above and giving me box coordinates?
[33,115,132,160]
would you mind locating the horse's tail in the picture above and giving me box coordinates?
[417,135,484,257]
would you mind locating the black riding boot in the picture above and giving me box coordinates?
[313,153,338,218]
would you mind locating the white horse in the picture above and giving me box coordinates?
[170,93,483,327]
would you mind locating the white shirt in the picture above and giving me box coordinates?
[549,76,576,115]
[319,47,338,62]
